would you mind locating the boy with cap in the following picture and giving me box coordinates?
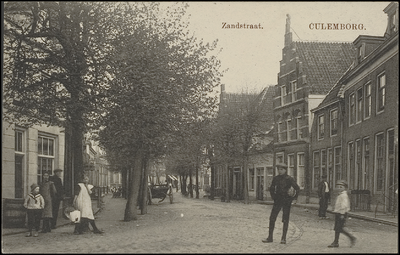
[328,180,356,248]
[24,184,45,237]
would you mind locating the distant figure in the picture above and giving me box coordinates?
[40,171,56,233]
[262,162,300,244]
[318,174,330,219]
[50,169,64,229]
[24,183,44,237]
[328,180,356,248]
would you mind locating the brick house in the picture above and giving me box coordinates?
[273,15,355,202]
[312,2,398,213]
[214,85,274,201]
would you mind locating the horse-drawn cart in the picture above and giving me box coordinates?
[147,183,173,204]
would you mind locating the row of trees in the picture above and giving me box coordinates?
[3,2,223,221]
[3,1,272,221]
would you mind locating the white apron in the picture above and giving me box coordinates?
[75,183,94,220]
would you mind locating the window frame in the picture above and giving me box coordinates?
[364,82,371,119]
[37,134,56,184]
[297,152,305,189]
[318,114,325,140]
[313,151,320,189]
[376,72,386,114]
[349,92,356,126]
[330,108,338,137]
[287,153,295,178]
[356,87,363,123]
[375,132,385,192]
[334,146,342,185]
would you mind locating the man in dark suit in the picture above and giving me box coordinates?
[262,162,300,244]
[50,168,64,229]
[318,174,331,219]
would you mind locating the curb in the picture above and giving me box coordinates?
[2,207,102,237]
[258,201,398,227]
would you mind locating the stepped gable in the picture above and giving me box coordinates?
[294,41,355,95]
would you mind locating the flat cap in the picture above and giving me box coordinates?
[276,162,288,169]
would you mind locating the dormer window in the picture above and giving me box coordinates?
[357,43,365,63]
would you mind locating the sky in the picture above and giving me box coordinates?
[176,1,392,93]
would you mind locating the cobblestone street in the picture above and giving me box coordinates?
[2,192,398,253]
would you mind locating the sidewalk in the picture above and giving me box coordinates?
[257,199,398,227]
[2,199,103,236]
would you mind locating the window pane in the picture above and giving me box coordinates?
[49,139,54,156]
[43,138,49,155]
[38,137,43,154]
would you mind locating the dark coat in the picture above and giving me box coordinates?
[40,180,56,218]
[318,180,331,199]
[50,175,64,201]
[269,174,300,201]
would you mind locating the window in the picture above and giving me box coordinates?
[38,135,55,184]
[276,153,284,175]
[327,148,333,187]
[376,133,385,191]
[281,86,286,105]
[297,153,305,189]
[15,129,25,198]
[287,119,292,141]
[330,109,338,136]
[291,81,297,102]
[278,122,284,142]
[249,168,255,190]
[296,116,301,139]
[363,137,370,190]
[357,44,365,63]
[288,154,295,178]
[349,93,356,125]
[334,147,342,183]
[377,73,386,112]
[364,83,371,119]
[318,114,324,140]
[357,88,363,122]
[292,116,298,140]
[313,151,320,189]
[321,149,327,178]
[348,142,354,188]
[356,140,362,189]
[15,130,23,152]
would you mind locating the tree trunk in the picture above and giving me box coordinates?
[64,125,73,198]
[195,158,200,199]
[140,156,149,215]
[243,155,249,204]
[208,148,215,200]
[226,164,230,202]
[189,168,193,198]
[121,167,127,199]
[124,150,142,221]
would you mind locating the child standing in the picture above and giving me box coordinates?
[23,184,45,237]
[328,180,356,248]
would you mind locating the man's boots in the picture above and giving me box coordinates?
[262,221,275,243]
[281,222,289,244]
